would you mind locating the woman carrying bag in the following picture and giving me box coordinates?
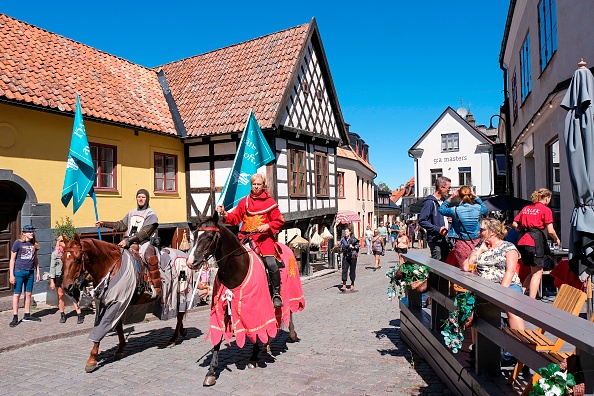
[439,186,488,268]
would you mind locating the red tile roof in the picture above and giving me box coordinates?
[337,146,376,174]
[391,177,415,203]
[159,23,311,136]
[0,14,176,134]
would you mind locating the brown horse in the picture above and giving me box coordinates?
[61,234,187,373]
[189,212,303,387]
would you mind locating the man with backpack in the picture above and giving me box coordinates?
[419,176,451,261]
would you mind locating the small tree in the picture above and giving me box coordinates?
[53,216,77,241]
[378,182,392,192]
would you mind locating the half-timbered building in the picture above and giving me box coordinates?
[159,18,349,272]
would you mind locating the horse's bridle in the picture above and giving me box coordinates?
[195,226,221,264]
[64,245,122,291]
[63,247,91,290]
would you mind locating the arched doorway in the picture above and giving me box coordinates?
[0,181,26,295]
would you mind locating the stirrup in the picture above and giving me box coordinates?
[272,293,283,308]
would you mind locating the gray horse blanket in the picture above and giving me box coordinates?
[88,251,136,343]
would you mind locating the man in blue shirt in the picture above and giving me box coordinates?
[419,176,452,261]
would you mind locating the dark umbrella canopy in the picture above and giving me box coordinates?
[561,60,594,280]
[408,198,425,214]
[482,194,532,212]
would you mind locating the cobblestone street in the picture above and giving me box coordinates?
[1,247,451,395]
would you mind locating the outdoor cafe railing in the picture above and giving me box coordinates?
[401,253,594,390]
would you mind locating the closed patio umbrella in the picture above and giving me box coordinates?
[482,194,532,212]
[561,60,594,284]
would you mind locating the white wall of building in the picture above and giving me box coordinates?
[501,0,594,246]
[411,108,494,198]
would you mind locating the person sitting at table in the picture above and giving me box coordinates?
[463,218,525,365]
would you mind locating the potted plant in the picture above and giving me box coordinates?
[441,292,475,353]
[530,363,577,396]
[386,262,429,301]
[53,216,77,241]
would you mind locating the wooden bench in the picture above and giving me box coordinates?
[400,253,594,395]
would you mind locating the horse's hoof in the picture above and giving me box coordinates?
[289,331,298,341]
[85,362,97,373]
[247,361,258,369]
[203,375,216,387]
[180,328,187,337]
[114,352,124,360]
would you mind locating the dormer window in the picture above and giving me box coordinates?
[301,79,309,95]
[316,88,323,100]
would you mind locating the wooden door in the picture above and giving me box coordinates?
[0,203,19,294]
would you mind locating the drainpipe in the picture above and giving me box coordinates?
[500,63,513,197]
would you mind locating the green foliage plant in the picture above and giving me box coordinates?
[386,262,429,301]
[529,363,576,396]
[53,216,77,241]
[441,292,475,353]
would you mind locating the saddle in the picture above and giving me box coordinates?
[128,243,158,300]
[239,234,285,268]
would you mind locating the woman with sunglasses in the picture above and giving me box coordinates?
[463,218,525,331]
[463,218,525,366]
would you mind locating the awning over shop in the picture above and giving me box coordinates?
[336,210,361,224]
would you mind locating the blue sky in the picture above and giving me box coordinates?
[1,1,509,191]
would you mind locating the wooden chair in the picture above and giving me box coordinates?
[505,283,587,387]
[520,335,591,396]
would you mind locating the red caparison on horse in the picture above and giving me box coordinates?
[189,211,305,387]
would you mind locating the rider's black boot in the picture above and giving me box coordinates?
[270,269,283,308]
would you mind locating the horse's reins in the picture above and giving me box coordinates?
[194,226,250,265]
[66,246,122,299]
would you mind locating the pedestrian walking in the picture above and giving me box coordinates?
[396,230,409,265]
[364,225,374,255]
[340,229,360,291]
[407,221,417,248]
[390,222,399,250]
[9,225,41,327]
[417,225,426,249]
[419,176,452,261]
[50,235,84,324]
[371,229,385,271]
[439,186,488,268]
[513,188,561,299]
[377,222,388,246]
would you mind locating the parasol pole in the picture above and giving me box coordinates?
[586,275,592,320]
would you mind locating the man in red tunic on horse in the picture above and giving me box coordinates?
[216,173,285,308]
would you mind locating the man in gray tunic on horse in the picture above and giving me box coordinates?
[95,189,161,298]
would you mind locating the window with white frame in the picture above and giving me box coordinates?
[458,167,472,186]
[538,0,557,71]
[337,172,345,198]
[520,33,532,102]
[90,143,117,190]
[154,152,177,192]
[441,133,459,152]
[430,169,443,187]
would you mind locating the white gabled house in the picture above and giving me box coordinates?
[408,107,495,199]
